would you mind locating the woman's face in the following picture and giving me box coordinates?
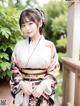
[21,17,40,38]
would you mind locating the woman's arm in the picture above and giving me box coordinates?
[32,43,60,98]
[10,54,32,96]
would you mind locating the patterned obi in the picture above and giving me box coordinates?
[20,68,47,81]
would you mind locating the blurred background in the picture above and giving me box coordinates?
[0,0,68,105]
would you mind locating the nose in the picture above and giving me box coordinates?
[25,24,30,31]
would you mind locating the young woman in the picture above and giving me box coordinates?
[10,8,60,106]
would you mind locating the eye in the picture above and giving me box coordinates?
[29,22,33,25]
[21,24,25,28]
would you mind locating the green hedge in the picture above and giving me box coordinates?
[0,7,23,79]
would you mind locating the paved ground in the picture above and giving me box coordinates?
[0,79,13,106]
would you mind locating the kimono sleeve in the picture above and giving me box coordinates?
[11,43,18,66]
[47,43,60,79]
[41,42,60,96]
[10,43,23,97]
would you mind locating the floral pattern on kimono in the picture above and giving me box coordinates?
[10,36,60,106]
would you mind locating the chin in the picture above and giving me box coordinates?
[27,35,33,38]
[28,34,34,38]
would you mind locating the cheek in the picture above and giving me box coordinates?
[21,28,26,33]
[21,28,24,32]
[32,25,38,32]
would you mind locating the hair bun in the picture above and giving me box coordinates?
[35,8,45,22]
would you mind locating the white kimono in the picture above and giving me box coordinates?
[10,36,60,106]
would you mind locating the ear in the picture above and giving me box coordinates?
[38,20,42,28]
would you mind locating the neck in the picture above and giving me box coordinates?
[31,34,42,45]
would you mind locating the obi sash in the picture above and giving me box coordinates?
[20,68,47,81]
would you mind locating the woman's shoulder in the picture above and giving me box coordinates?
[45,39,55,49]
[15,39,27,46]
[14,39,28,50]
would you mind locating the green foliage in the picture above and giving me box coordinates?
[25,0,38,7]
[51,14,67,40]
[43,1,67,19]
[43,1,68,43]
[8,0,39,10]
[55,72,63,96]
[44,18,53,41]
[0,6,23,79]
[56,38,67,52]
[58,52,66,69]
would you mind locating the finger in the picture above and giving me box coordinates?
[25,89,31,96]
[32,90,41,97]
[32,90,37,97]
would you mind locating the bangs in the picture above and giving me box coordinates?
[20,15,27,25]
[20,14,33,26]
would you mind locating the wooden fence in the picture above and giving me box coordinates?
[62,57,80,106]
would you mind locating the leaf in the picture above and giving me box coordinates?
[0,53,9,60]
[6,70,11,77]
[0,6,23,79]
[8,44,15,50]
[0,62,11,71]
[56,38,67,48]
[0,27,11,38]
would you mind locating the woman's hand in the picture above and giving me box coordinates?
[20,82,32,96]
[32,82,46,98]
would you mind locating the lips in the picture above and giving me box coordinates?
[27,31,33,35]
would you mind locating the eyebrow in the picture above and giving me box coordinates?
[25,20,30,22]
[22,20,31,25]
[24,20,30,23]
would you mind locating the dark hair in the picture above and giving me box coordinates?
[19,8,45,34]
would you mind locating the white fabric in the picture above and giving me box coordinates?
[12,36,59,106]
[13,36,56,69]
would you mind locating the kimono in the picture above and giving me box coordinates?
[10,36,60,106]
